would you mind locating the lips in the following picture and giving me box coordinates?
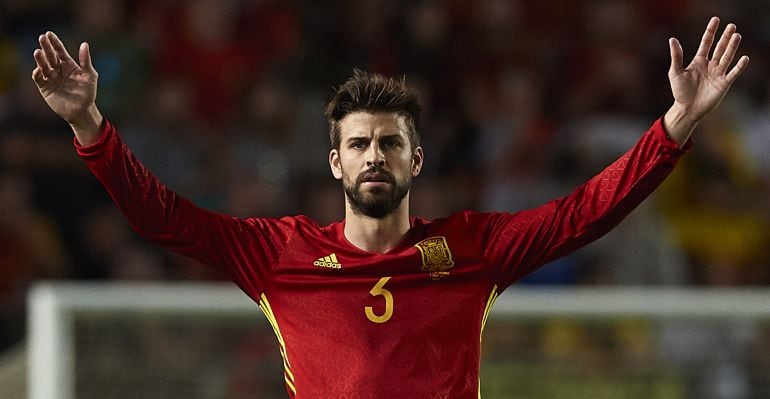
[358,169,394,186]
[362,173,389,182]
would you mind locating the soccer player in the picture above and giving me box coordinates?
[32,17,748,398]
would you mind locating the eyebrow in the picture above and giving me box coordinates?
[345,133,403,142]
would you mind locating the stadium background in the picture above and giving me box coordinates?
[1,0,770,397]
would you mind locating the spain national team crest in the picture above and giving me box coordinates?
[415,236,455,278]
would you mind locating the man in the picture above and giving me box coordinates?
[33,17,748,398]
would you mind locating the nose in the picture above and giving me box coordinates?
[365,142,385,167]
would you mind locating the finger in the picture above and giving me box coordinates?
[669,38,684,76]
[720,33,742,69]
[79,42,96,74]
[33,48,53,76]
[695,16,720,58]
[32,66,47,85]
[39,34,60,69]
[710,23,736,62]
[726,55,749,84]
[46,31,76,64]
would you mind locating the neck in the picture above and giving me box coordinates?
[343,195,411,253]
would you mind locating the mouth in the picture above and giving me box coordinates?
[362,173,389,183]
[358,170,393,189]
[360,168,393,181]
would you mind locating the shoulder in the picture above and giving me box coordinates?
[240,214,326,235]
[421,210,503,232]
[429,210,498,225]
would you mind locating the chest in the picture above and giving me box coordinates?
[263,234,494,331]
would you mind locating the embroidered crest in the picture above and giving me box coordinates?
[415,236,455,272]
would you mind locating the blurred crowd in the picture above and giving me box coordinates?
[1,0,770,350]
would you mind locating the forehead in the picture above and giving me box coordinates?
[338,111,408,139]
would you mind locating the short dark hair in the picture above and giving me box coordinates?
[324,69,421,150]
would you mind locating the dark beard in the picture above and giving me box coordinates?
[343,166,411,219]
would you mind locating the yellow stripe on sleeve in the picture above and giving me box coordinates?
[259,297,294,383]
[285,373,297,394]
[258,294,296,393]
[478,285,500,399]
[480,285,499,342]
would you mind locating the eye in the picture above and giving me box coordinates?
[383,137,401,149]
[350,139,367,150]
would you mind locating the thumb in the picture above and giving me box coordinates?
[669,38,684,77]
[79,42,97,75]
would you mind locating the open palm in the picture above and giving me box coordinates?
[668,17,749,122]
[32,32,98,125]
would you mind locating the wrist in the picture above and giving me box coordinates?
[663,103,698,147]
[69,104,104,146]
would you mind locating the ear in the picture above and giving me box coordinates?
[411,146,424,177]
[329,148,343,180]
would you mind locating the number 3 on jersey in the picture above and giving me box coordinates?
[365,277,393,323]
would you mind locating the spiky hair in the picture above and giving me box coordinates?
[324,69,421,150]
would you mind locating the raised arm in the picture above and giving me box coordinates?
[663,17,749,145]
[484,17,750,288]
[32,31,103,145]
[31,32,291,299]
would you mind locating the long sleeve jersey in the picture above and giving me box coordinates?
[76,117,688,398]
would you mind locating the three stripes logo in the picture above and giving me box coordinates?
[313,253,342,269]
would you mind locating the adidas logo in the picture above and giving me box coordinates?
[313,253,342,269]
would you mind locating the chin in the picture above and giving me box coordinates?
[362,187,390,197]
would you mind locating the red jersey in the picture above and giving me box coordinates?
[76,117,687,398]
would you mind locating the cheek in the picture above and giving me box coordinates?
[399,154,416,173]
[340,167,351,182]
[339,162,356,184]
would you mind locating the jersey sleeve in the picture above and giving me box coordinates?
[478,117,690,289]
[75,119,294,297]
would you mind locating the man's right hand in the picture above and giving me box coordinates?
[32,31,103,146]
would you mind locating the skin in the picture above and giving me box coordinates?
[32,17,749,253]
[663,17,750,145]
[329,112,423,253]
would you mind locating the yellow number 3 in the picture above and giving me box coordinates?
[365,277,393,323]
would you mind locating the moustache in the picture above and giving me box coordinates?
[356,166,396,185]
